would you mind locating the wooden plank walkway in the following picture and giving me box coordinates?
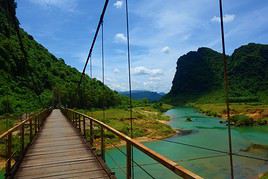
[15,109,111,179]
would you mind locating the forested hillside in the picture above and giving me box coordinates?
[165,43,268,104]
[0,0,122,115]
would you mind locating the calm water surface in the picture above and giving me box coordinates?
[107,107,268,179]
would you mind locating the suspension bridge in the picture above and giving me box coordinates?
[2,0,267,178]
[0,108,202,179]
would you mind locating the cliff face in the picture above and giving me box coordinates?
[166,43,268,104]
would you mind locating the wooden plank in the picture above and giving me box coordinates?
[30,141,84,149]
[15,109,110,179]
[25,144,86,154]
[15,168,109,179]
[16,161,106,177]
[19,158,95,170]
[25,147,88,157]
[21,154,95,165]
[34,135,80,142]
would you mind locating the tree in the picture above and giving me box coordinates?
[0,96,13,114]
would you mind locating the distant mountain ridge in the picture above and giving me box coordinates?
[119,90,165,101]
[164,43,268,104]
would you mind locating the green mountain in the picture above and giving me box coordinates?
[119,90,165,102]
[0,0,122,115]
[165,43,268,104]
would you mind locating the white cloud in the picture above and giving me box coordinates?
[161,46,170,54]
[113,68,120,74]
[211,14,236,23]
[28,0,77,12]
[149,76,161,81]
[114,33,127,43]
[132,66,163,76]
[114,0,123,9]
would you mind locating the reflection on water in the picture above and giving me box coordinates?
[107,107,268,179]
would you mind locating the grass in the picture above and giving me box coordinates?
[0,170,4,179]
[260,172,268,179]
[79,105,175,140]
[191,103,268,125]
[0,117,17,134]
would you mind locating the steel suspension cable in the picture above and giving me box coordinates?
[124,0,134,178]
[106,151,127,175]
[77,0,109,90]
[109,142,156,179]
[110,154,227,170]
[101,22,106,124]
[150,138,268,162]
[218,0,234,178]
[125,0,133,138]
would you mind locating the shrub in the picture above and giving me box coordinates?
[257,118,268,125]
[0,97,14,114]
[230,115,254,126]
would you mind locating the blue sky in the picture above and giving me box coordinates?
[16,0,268,92]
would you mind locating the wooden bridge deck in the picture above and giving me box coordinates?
[15,109,111,179]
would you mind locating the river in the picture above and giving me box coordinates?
[107,107,268,179]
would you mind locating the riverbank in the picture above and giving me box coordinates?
[78,104,176,148]
[260,172,268,179]
[190,103,268,126]
[107,106,268,178]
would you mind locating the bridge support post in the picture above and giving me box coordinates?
[83,116,86,137]
[72,113,74,124]
[126,141,132,179]
[100,126,105,161]
[37,115,40,130]
[6,133,12,177]
[29,119,33,142]
[21,124,24,152]
[90,119,93,147]
[79,115,81,130]
[75,114,78,128]
[35,117,37,134]
[73,113,75,127]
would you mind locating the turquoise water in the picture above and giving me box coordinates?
[107,107,268,179]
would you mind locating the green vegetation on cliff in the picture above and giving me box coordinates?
[165,43,268,104]
[0,0,122,115]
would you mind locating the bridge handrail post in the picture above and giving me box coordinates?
[29,119,33,142]
[100,126,105,161]
[76,114,78,128]
[75,113,78,128]
[83,116,86,137]
[126,141,132,179]
[21,124,24,153]
[38,114,40,130]
[74,113,76,128]
[79,114,81,130]
[6,133,12,177]
[72,113,74,124]
[73,113,75,127]
[90,118,93,147]
[34,116,37,134]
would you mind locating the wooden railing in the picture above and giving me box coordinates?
[0,108,52,178]
[61,108,203,179]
